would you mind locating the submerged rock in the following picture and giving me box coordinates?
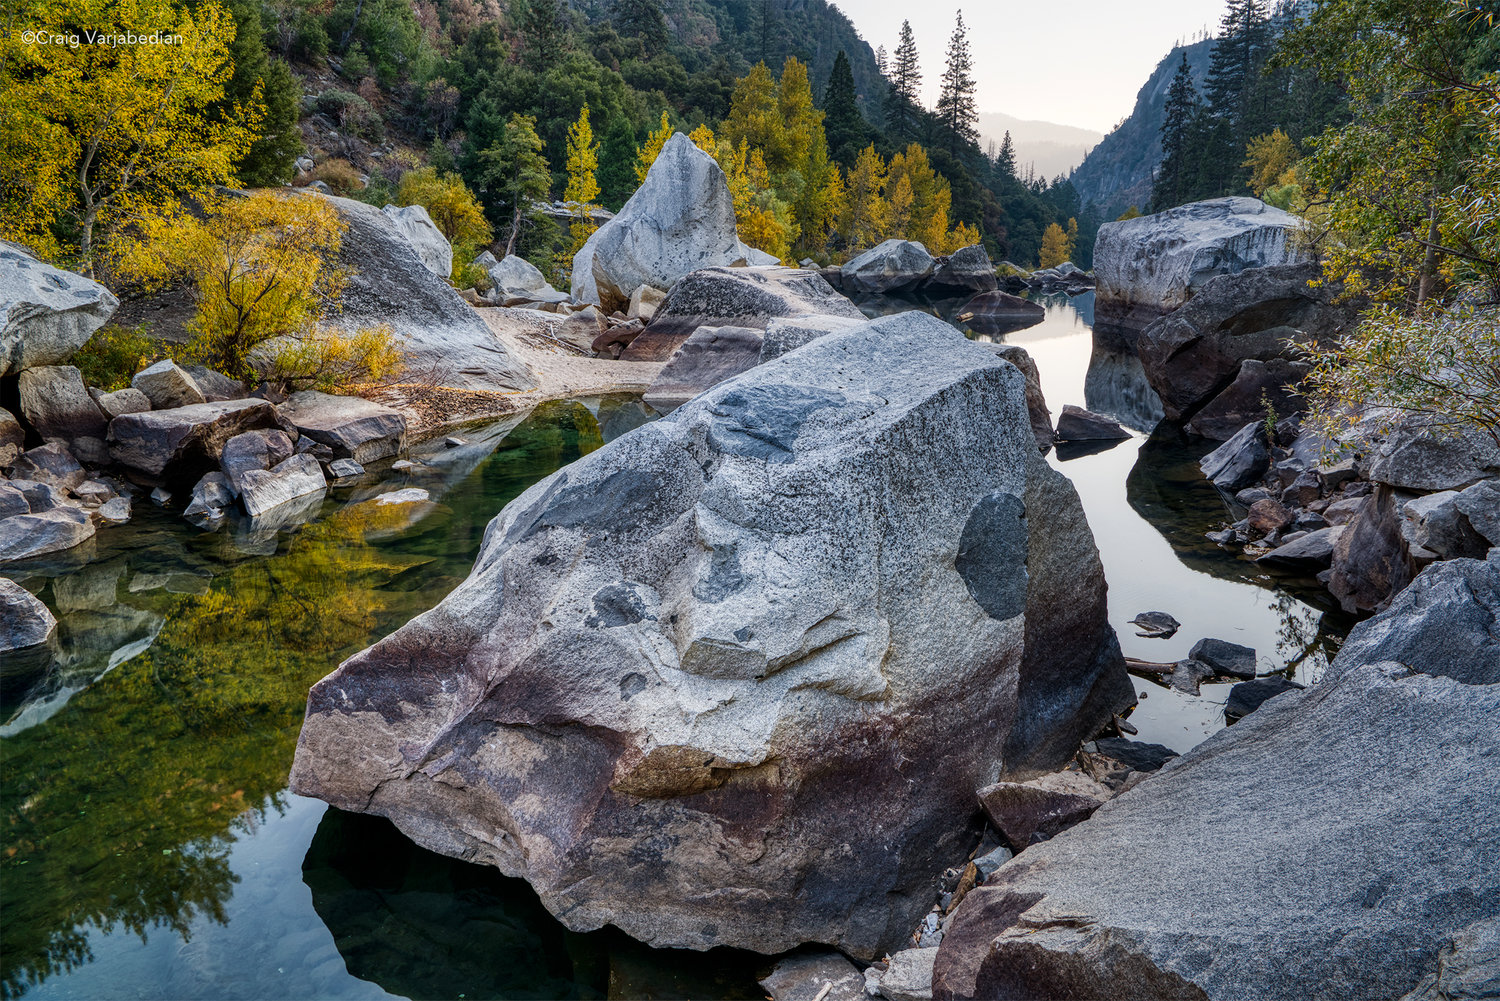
[291,312,1131,960]
[934,556,1500,1001]
[1224,676,1304,721]
[572,133,743,311]
[1128,611,1179,639]
[1,240,119,376]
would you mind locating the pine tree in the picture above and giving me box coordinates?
[521,0,562,68]
[935,11,977,157]
[218,0,302,187]
[875,45,888,76]
[1152,52,1201,211]
[886,20,922,145]
[996,131,1016,179]
[1199,0,1270,194]
[823,50,865,168]
[596,116,638,210]
[613,0,668,56]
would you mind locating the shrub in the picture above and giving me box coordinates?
[112,191,348,382]
[72,324,161,391]
[314,89,382,140]
[307,158,365,195]
[261,325,405,392]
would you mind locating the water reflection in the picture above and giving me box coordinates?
[0,400,633,1000]
[303,810,763,1001]
[1084,320,1164,433]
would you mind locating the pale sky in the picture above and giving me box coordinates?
[837,1,1230,134]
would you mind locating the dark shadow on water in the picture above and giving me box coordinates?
[303,809,766,1001]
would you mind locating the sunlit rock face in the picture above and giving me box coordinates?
[1093,197,1308,329]
[291,313,1131,961]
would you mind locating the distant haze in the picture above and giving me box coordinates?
[837,0,1228,134]
[976,113,1103,179]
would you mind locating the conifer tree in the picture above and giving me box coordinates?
[823,50,865,168]
[1152,52,1202,211]
[995,131,1016,180]
[935,11,978,157]
[875,45,888,76]
[613,0,668,56]
[479,113,552,258]
[886,20,922,145]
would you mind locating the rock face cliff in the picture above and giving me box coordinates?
[291,312,1132,961]
[1070,39,1214,219]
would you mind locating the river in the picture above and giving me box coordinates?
[0,292,1349,1000]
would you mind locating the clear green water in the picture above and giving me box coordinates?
[0,298,1350,1000]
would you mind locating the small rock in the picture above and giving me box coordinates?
[1323,495,1368,525]
[91,386,152,419]
[150,487,171,506]
[0,482,28,518]
[978,771,1113,849]
[443,436,466,448]
[1206,527,1237,545]
[1054,404,1130,442]
[758,951,865,1001]
[9,443,86,491]
[0,408,23,466]
[1200,422,1270,492]
[1454,480,1500,546]
[972,844,1014,881]
[97,495,131,524]
[221,429,297,495]
[1225,677,1304,722]
[72,480,114,506]
[1256,525,1345,570]
[238,454,326,517]
[327,458,364,478]
[1247,497,1295,536]
[374,487,429,505]
[1168,658,1216,694]
[1281,469,1322,507]
[131,359,207,409]
[1400,490,1489,560]
[1129,610,1180,638]
[1093,737,1179,772]
[391,459,419,471]
[1235,486,1271,506]
[0,506,95,563]
[183,471,235,522]
[1188,637,1257,679]
[880,947,938,1001]
[626,283,667,322]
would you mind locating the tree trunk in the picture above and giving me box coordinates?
[1416,193,1441,313]
[504,205,521,258]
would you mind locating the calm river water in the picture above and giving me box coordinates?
[0,293,1347,1000]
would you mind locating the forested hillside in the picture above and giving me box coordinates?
[1069,39,1214,219]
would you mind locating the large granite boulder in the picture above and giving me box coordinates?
[380,204,452,279]
[480,253,564,305]
[1327,484,1417,614]
[572,133,744,311]
[1094,198,1310,327]
[627,265,864,362]
[1,241,119,376]
[929,245,998,294]
[278,391,405,464]
[1362,416,1500,493]
[291,312,1132,961]
[131,359,207,410]
[1136,262,1361,438]
[316,194,535,392]
[934,555,1500,1001]
[108,399,293,479]
[840,240,937,295]
[0,507,95,564]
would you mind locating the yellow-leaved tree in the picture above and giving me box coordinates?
[113,191,400,388]
[1038,222,1070,268]
[557,104,599,281]
[0,0,260,269]
[394,167,492,282]
[840,145,888,248]
[635,111,673,183]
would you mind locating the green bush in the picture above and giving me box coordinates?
[72,325,161,391]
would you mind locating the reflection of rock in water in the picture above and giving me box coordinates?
[592,394,659,444]
[302,808,763,1001]
[853,291,1049,338]
[1085,322,1165,433]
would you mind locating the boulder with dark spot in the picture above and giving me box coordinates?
[1,241,119,376]
[291,311,1131,961]
[934,556,1500,1001]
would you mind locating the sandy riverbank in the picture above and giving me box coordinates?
[367,306,665,439]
